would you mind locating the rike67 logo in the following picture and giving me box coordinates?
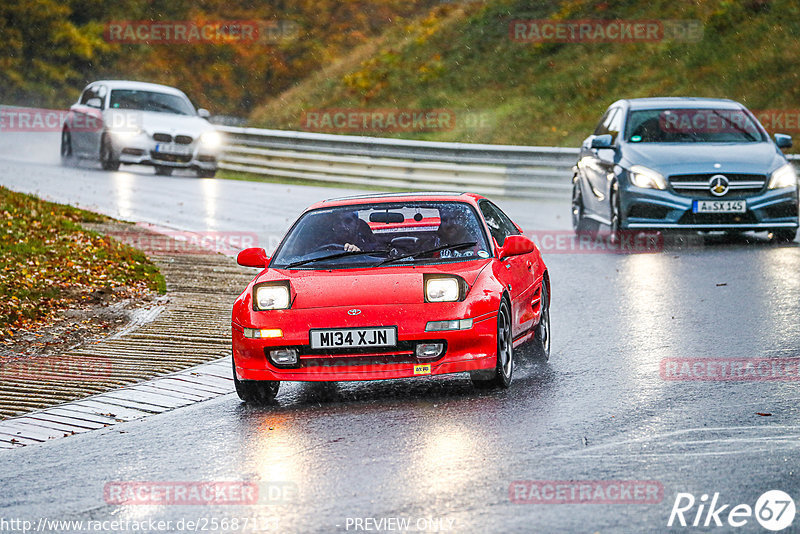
[668,490,796,531]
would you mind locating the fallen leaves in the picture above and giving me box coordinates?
[1,187,163,340]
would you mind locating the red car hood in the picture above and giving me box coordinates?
[257,260,491,309]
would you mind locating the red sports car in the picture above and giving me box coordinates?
[232,192,550,402]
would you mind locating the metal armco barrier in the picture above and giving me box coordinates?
[216,127,800,198]
[216,127,579,199]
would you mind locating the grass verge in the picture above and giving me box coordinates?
[0,187,165,339]
[248,0,800,152]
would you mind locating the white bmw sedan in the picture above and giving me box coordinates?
[60,80,222,177]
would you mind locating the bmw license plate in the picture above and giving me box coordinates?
[155,143,192,156]
[309,327,397,349]
[692,200,746,214]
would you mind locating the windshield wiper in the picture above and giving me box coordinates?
[284,249,388,269]
[377,241,477,266]
[709,110,758,142]
[149,101,189,115]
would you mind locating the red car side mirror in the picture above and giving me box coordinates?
[237,247,269,268]
[499,235,535,260]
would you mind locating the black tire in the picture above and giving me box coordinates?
[471,299,513,389]
[60,128,74,166]
[770,228,797,243]
[155,166,173,176]
[197,168,217,178]
[233,358,279,403]
[572,179,599,236]
[609,181,622,245]
[100,134,120,171]
[530,281,550,361]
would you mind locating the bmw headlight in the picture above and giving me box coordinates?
[200,130,223,150]
[254,283,291,310]
[768,163,798,189]
[425,277,461,303]
[629,165,667,190]
[110,127,143,140]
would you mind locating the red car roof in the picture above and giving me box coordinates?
[306,192,486,211]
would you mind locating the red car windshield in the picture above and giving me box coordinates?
[270,201,492,269]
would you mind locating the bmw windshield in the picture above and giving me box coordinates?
[625,108,768,143]
[109,89,196,115]
[270,201,492,269]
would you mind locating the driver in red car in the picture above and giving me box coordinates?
[310,211,377,253]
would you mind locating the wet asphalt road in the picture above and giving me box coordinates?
[1,132,800,533]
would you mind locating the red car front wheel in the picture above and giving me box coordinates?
[233,358,280,403]
[471,299,513,389]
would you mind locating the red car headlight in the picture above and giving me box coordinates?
[424,276,463,302]
[253,282,291,310]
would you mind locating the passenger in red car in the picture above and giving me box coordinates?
[434,205,482,258]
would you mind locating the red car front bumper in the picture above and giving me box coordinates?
[232,304,498,382]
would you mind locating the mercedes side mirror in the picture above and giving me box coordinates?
[775,133,792,149]
[591,134,613,149]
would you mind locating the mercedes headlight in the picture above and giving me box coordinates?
[768,163,798,189]
[425,277,460,303]
[200,130,223,149]
[254,283,290,310]
[629,165,667,190]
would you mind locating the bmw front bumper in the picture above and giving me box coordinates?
[110,133,219,171]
